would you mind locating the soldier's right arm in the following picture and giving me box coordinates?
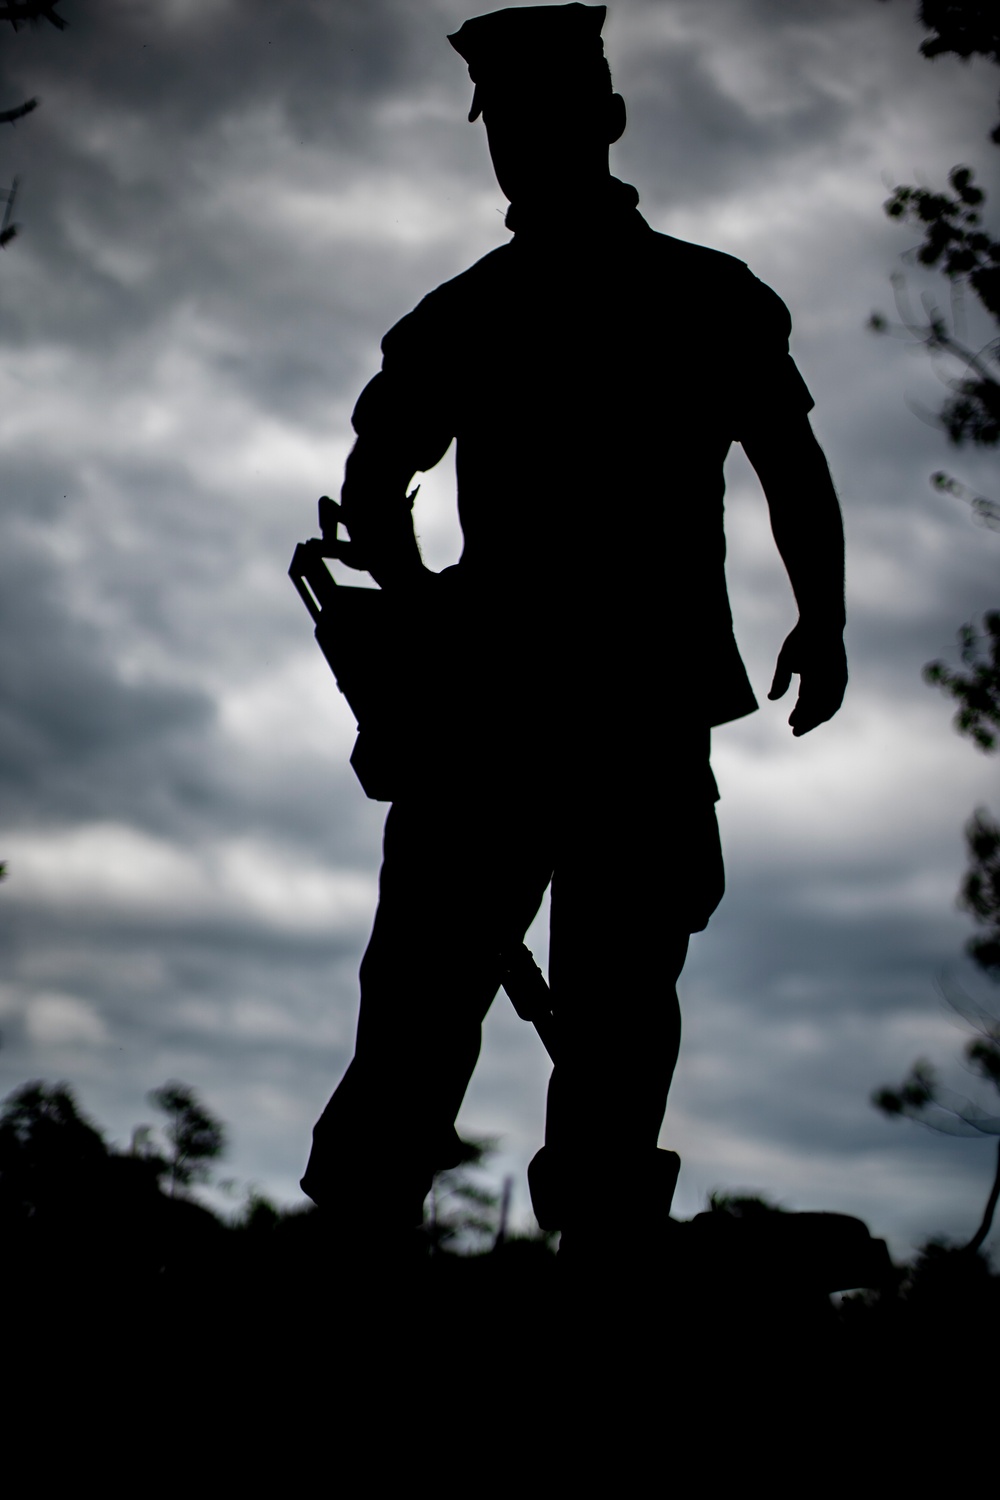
[730,270,847,736]
[337,304,455,592]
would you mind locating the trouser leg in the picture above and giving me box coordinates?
[303,790,553,1222]
[531,766,725,1230]
[544,918,689,1158]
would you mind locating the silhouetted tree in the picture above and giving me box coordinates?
[871,2,1000,1254]
[870,0,1000,944]
[0,1079,108,1216]
[869,168,999,451]
[147,1081,227,1198]
[875,4,1000,824]
[871,4,999,490]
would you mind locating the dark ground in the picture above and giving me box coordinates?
[7,1192,994,1479]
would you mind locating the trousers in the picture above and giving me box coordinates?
[302,732,724,1226]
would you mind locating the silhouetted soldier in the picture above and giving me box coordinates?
[301,4,846,1255]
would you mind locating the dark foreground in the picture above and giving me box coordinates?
[8,1197,998,1480]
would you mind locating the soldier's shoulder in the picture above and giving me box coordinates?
[420,245,515,311]
[645,228,752,283]
[381,246,511,351]
[646,229,792,326]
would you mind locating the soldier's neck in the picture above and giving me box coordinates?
[504,174,639,236]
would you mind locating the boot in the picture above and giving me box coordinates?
[528,1145,681,1266]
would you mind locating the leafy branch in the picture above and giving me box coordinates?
[876,1,1000,141]
[874,998,1000,1253]
[961,807,1000,974]
[869,167,1000,446]
[923,611,1000,751]
[929,469,1000,529]
[146,1081,227,1198]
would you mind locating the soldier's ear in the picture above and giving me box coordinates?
[607,93,626,145]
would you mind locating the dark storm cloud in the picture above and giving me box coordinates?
[0,521,211,820]
[0,427,382,853]
[0,0,485,419]
[616,40,847,211]
[0,894,377,1197]
[2,0,427,154]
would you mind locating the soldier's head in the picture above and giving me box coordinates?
[449,4,626,205]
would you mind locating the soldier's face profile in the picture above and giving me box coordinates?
[481,83,626,202]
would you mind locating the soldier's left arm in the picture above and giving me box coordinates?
[742,414,848,737]
[333,293,456,593]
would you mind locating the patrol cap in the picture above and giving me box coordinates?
[448,4,609,122]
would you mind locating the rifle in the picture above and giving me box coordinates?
[289,496,416,801]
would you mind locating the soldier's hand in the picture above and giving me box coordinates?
[317,495,370,569]
[769,622,847,736]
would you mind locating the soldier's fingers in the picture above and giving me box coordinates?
[789,703,816,736]
[788,687,818,735]
[791,709,828,737]
[789,681,843,736]
[768,653,793,701]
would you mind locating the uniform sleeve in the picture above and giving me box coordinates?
[730,274,814,441]
[350,294,456,474]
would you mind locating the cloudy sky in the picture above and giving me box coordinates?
[1,0,998,1258]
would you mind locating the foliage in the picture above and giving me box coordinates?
[870,166,1000,448]
[237,1188,283,1234]
[873,1001,1000,1252]
[885,170,999,444]
[870,9,1000,449]
[708,1191,789,1217]
[923,610,1000,751]
[0,1080,116,1224]
[961,807,1000,973]
[906,0,1000,66]
[147,1080,227,1197]
[425,1135,503,1253]
[873,1045,1000,1136]
[871,1,1000,1254]
[0,1079,108,1168]
[928,468,1000,528]
[878,0,1000,140]
[884,168,998,311]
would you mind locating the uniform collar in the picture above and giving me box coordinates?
[504,175,644,240]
